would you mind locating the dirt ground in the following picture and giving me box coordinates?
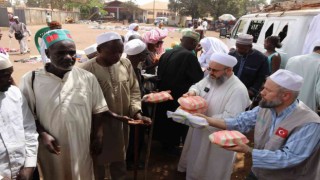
[0,22,251,180]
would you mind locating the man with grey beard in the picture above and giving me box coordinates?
[197,69,320,180]
[178,53,250,180]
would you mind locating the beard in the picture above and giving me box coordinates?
[259,98,282,108]
[214,74,227,86]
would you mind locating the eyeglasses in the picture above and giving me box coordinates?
[206,67,228,72]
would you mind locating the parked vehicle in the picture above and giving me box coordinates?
[226,8,320,68]
[154,17,168,25]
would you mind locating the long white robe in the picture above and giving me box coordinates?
[20,67,109,180]
[285,52,320,112]
[178,74,250,180]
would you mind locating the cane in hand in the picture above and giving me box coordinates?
[144,91,158,180]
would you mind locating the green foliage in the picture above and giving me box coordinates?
[121,0,141,14]
[169,0,267,19]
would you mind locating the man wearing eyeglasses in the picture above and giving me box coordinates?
[178,53,250,180]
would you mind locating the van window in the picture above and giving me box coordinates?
[231,20,247,39]
[265,24,274,39]
[278,24,288,42]
[247,20,265,43]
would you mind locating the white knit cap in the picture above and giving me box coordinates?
[313,40,320,48]
[96,32,122,46]
[269,69,303,91]
[124,39,146,55]
[0,53,12,70]
[236,34,253,45]
[210,53,237,67]
[84,44,97,55]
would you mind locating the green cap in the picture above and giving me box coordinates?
[42,29,74,48]
[181,30,200,42]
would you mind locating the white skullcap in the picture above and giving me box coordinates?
[0,53,12,70]
[84,44,97,55]
[210,53,237,67]
[269,69,303,91]
[124,39,146,55]
[313,40,320,48]
[96,32,122,46]
[129,23,139,31]
[13,16,19,19]
[236,34,253,45]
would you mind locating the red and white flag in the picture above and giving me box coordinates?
[275,127,288,138]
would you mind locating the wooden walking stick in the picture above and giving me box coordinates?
[133,125,139,180]
[144,102,157,180]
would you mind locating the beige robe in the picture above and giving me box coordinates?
[20,67,109,180]
[80,58,141,164]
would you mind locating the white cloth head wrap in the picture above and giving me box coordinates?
[269,69,303,91]
[0,53,12,70]
[124,39,146,55]
[199,37,229,67]
[96,32,122,46]
[210,53,237,67]
[236,34,253,45]
[84,44,97,55]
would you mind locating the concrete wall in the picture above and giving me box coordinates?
[14,8,79,25]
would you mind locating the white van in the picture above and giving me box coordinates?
[226,8,320,68]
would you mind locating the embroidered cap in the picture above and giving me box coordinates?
[236,34,253,45]
[182,30,200,42]
[269,69,303,91]
[124,39,146,56]
[210,53,237,68]
[42,29,74,48]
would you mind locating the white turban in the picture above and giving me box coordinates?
[124,39,146,55]
[0,53,12,70]
[210,53,237,68]
[236,34,253,45]
[84,44,97,55]
[269,69,303,91]
[96,32,122,46]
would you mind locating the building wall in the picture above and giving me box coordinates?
[14,8,79,25]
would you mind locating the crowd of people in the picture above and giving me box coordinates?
[0,18,320,180]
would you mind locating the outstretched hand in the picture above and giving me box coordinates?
[183,91,196,97]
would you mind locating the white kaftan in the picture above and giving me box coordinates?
[286,53,320,112]
[0,86,38,179]
[19,66,109,180]
[178,74,250,180]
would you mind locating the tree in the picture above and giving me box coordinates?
[169,0,266,20]
[168,0,207,19]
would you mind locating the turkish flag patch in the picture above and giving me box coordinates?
[275,127,288,138]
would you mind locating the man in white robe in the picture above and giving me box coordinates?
[20,29,133,180]
[0,54,38,179]
[8,16,31,54]
[178,53,251,180]
[285,41,320,112]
